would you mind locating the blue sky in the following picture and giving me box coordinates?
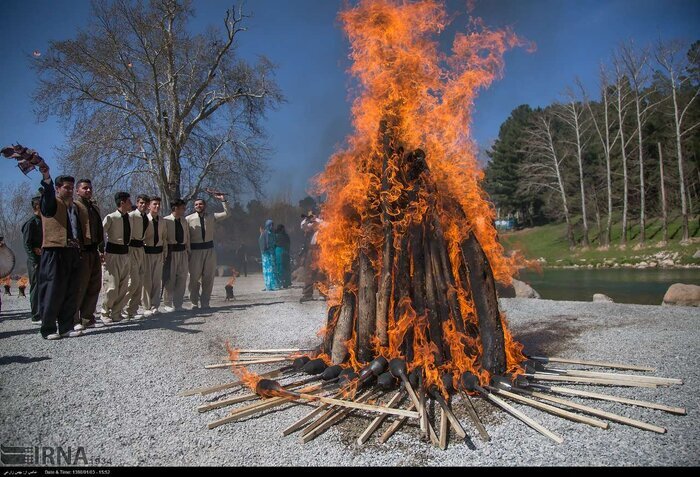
[0,0,698,203]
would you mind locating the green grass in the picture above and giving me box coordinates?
[500,213,700,267]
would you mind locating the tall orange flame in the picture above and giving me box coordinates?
[312,0,528,392]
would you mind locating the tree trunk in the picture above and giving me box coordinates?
[604,95,614,248]
[671,86,689,241]
[546,120,575,248]
[635,100,646,245]
[617,87,629,247]
[573,106,589,247]
[658,142,668,243]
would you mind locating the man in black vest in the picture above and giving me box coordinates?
[74,179,104,329]
[37,162,89,340]
[21,195,43,323]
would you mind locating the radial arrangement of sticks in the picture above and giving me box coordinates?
[184,350,685,448]
[182,0,685,449]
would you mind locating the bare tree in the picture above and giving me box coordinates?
[520,111,576,248]
[611,56,637,247]
[580,70,620,247]
[654,39,700,242]
[0,181,34,265]
[33,0,283,207]
[619,41,665,246]
[555,86,592,247]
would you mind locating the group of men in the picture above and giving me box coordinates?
[22,162,229,340]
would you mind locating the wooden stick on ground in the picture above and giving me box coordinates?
[528,356,655,372]
[460,392,490,442]
[207,384,325,429]
[520,389,667,434]
[198,376,319,413]
[357,390,405,445]
[431,392,467,439]
[527,373,658,388]
[483,391,564,444]
[300,390,376,444]
[198,391,259,413]
[439,407,448,450]
[205,357,290,369]
[293,392,419,419]
[541,385,686,415]
[548,368,682,386]
[208,396,291,429]
[379,402,416,444]
[179,368,288,397]
[237,348,314,354]
[487,387,608,429]
[282,391,343,436]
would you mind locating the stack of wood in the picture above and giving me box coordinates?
[319,119,508,384]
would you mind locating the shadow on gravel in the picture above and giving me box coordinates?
[208,302,285,311]
[0,310,32,321]
[0,327,43,340]
[513,314,632,357]
[87,314,207,336]
[0,355,51,365]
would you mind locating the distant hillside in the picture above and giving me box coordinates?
[500,215,700,268]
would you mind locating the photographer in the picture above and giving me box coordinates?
[299,211,322,303]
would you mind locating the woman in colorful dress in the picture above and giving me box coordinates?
[258,219,279,291]
[274,224,292,288]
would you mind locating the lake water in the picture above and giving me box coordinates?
[516,268,700,305]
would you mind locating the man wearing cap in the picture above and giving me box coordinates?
[142,196,168,316]
[100,192,133,324]
[73,179,104,329]
[162,199,190,312]
[186,194,229,310]
[21,195,43,323]
[36,162,89,339]
[124,194,152,320]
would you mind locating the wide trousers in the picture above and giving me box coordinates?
[38,248,81,337]
[142,252,164,311]
[163,250,188,309]
[188,248,216,307]
[125,247,146,315]
[74,249,102,325]
[101,253,131,320]
[27,259,40,321]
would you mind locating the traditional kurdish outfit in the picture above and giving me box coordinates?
[142,212,168,312]
[38,179,90,338]
[163,214,189,310]
[74,196,103,327]
[125,209,151,317]
[186,202,229,308]
[101,210,132,321]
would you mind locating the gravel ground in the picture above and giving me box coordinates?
[0,274,698,466]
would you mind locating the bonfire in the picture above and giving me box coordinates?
[183,0,685,449]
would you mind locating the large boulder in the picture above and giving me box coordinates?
[512,279,541,299]
[495,282,516,298]
[662,283,700,307]
[593,293,614,303]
